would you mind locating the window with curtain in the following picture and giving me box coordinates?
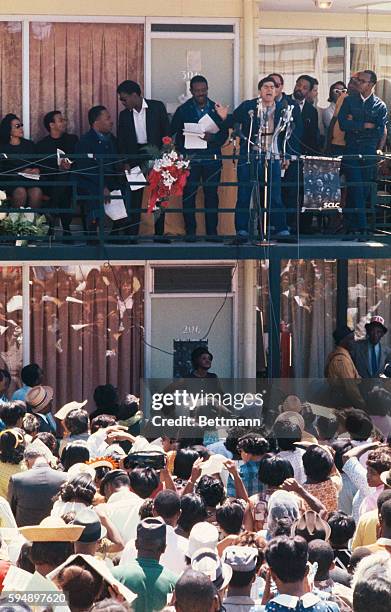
[0,22,22,119]
[29,22,144,140]
[351,38,391,109]
[29,265,144,410]
[348,259,391,342]
[280,259,337,378]
[258,35,345,107]
[0,267,23,395]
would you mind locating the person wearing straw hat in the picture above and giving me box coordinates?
[19,515,84,576]
[25,385,57,434]
[351,315,391,379]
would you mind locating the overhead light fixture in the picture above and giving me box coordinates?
[314,0,334,8]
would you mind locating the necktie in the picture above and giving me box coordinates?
[371,345,378,376]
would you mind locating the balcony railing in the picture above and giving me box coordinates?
[0,152,389,247]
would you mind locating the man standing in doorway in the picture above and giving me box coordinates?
[117,80,171,242]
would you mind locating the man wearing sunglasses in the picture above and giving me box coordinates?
[338,70,387,240]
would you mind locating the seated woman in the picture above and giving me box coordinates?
[0,114,42,208]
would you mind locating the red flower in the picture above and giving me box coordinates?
[162,136,172,145]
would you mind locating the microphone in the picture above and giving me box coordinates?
[231,123,244,139]
[248,110,254,118]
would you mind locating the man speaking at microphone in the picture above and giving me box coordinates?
[216,76,296,244]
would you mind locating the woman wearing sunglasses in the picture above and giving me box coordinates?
[0,113,43,208]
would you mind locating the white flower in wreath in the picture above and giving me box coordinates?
[0,212,8,220]
[0,190,7,201]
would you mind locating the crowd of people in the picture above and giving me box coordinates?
[0,69,387,243]
[0,349,389,611]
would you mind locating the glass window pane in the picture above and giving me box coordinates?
[0,23,22,119]
[151,38,235,115]
[258,35,345,106]
[351,38,391,107]
[29,23,144,140]
[0,266,23,396]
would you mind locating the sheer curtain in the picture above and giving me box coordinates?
[280,259,337,378]
[0,22,22,119]
[29,265,144,410]
[348,259,391,344]
[0,267,23,395]
[351,38,391,108]
[29,22,144,140]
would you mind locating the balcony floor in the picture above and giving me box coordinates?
[2,234,391,261]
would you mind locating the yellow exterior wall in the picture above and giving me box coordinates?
[0,0,242,17]
[260,11,391,32]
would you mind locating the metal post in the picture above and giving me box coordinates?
[336,259,348,329]
[268,256,281,379]
[98,157,105,247]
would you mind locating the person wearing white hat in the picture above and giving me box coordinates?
[191,547,232,597]
[222,546,261,612]
[186,522,219,560]
[351,315,391,379]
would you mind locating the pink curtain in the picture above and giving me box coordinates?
[29,265,144,410]
[0,22,22,119]
[29,22,144,140]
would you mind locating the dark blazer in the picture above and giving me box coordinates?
[8,463,67,526]
[350,338,391,378]
[170,97,228,157]
[300,100,320,155]
[117,99,170,162]
[75,128,119,196]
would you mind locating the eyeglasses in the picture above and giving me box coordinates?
[13,123,23,128]
[354,78,371,84]
[333,88,347,94]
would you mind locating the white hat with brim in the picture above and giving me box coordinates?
[19,516,85,542]
[191,547,233,592]
[47,553,137,604]
[55,400,88,421]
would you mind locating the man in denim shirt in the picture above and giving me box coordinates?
[339,70,387,238]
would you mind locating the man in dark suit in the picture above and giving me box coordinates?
[351,315,391,379]
[170,75,228,242]
[284,75,320,233]
[75,106,119,239]
[117,80,170,242]
[8,447,67,526]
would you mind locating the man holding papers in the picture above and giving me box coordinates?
[170,75,228,241]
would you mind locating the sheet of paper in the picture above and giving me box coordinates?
[17,172,40,180]
[104,190,128,221]
[125,166,146,191]
[56,148,72,167]
[198,113,220,134]
[184,123,207,150]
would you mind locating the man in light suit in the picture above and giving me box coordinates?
[8,447,67,526]
[117,80,170,242]
[350,315,391,379]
